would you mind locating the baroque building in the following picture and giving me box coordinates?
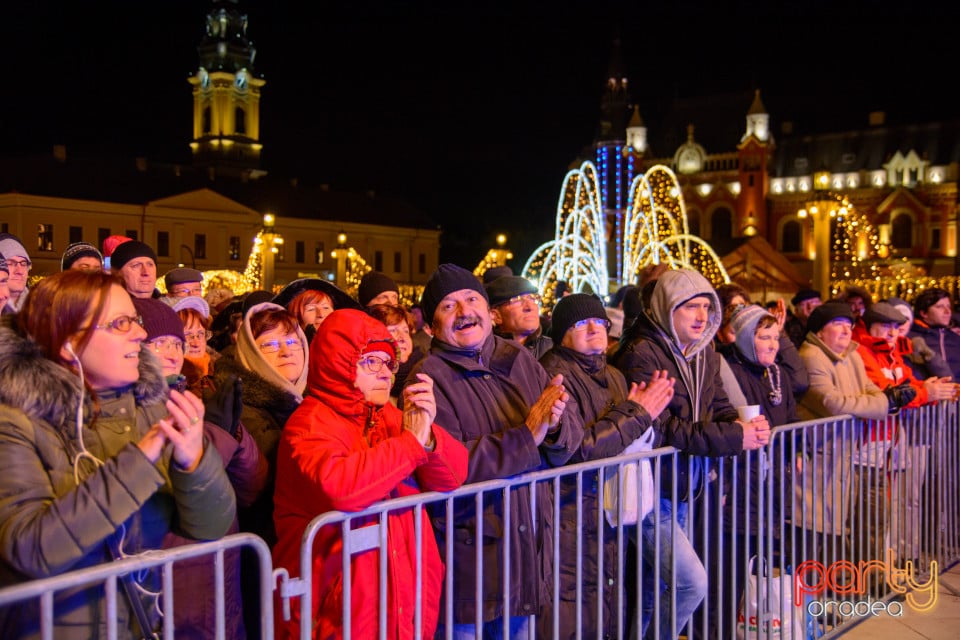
[579,46,960,298]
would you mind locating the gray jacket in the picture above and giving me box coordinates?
[0,317,235,640]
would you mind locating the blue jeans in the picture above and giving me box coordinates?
[439,616,530,639]
[633,498,708,640]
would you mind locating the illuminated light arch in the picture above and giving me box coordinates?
[522,161,609,308]
[524,161,729,307]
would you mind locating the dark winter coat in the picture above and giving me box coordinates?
[410,332,582,623]
[908,319,960,381]
[719,343,799,534]
[161,420,266,640]
[539,345,658,639]
[213,354,302,546]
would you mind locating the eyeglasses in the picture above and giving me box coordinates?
[170,286,203,297]
[498,293,541,307]
[258,337,303,354]
[148,337,184,354]
[6,259,31,269]
[184,330,213,341]
[357,354,399,374]
[571,317,611,331]
[94,314,144,333]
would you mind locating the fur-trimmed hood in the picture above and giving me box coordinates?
[0,315,168,430]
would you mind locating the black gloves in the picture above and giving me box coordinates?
[204,374,244,439]
[884,381,917,413]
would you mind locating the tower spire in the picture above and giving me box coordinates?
[188,0,265,175]
[597,36,632,142]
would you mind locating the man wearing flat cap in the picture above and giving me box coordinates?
[485,275,553,359]
[409,263,581,637]
[165,267,204,298]
[785,288,822,348]
[855,302,957,408]
[111,240,160,299]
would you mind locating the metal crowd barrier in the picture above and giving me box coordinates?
[1,401,957,639]
[0,533,274,640]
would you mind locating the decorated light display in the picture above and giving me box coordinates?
[474,233,513,280]
[523,161,729,308]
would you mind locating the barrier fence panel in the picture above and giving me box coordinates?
[0,532,274,640]
[275,401,960,640]
[3,402,958,639]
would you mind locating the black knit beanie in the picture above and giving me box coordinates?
[110,241,158,270]
[420,263,487,324]
[550,293,607,342]
[358,271,399,306]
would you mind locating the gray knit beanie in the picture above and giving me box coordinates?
[730,304,775,363]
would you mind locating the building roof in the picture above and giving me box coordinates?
[771,120,960,177]
[0,150,440,230]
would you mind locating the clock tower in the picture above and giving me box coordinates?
[736,90,772,237]
[189,0,265,174]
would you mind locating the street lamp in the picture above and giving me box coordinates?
[260,213,284,291]
[796,170,838,297]
[331,231,348,288]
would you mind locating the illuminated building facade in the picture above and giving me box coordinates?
[582,47,960,294]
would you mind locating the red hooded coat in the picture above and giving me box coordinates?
[272,309,468,640]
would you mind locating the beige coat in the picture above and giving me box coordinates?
[794,333,887,534]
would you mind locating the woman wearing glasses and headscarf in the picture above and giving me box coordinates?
[272,309,468,640]
[0,270,235,639]
[213,300,309,638]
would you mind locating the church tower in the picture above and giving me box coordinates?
[594,37,637,285]
[188,0,265,174]
[736,90,773,237]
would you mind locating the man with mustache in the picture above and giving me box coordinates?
[410,263,582,638]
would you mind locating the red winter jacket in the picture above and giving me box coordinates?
[855,330,928,442]
[272,310,468,640]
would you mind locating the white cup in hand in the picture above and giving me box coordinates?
[737,404,761,421]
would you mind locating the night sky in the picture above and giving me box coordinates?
[3,1,959,266]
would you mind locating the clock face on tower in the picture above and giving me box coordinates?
[678,148,702,174]
[235,69,247,90]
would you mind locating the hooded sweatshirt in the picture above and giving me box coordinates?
[613,269,742,499]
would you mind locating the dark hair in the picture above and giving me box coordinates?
[366,303,415,333]
[721,302,746,330]
[913,287,950,315]
[249,307,299,340]
[716,283,751,309]
[838,284,872,305]
[18,270,123,368]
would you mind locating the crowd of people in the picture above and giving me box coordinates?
[0,229,958,639]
